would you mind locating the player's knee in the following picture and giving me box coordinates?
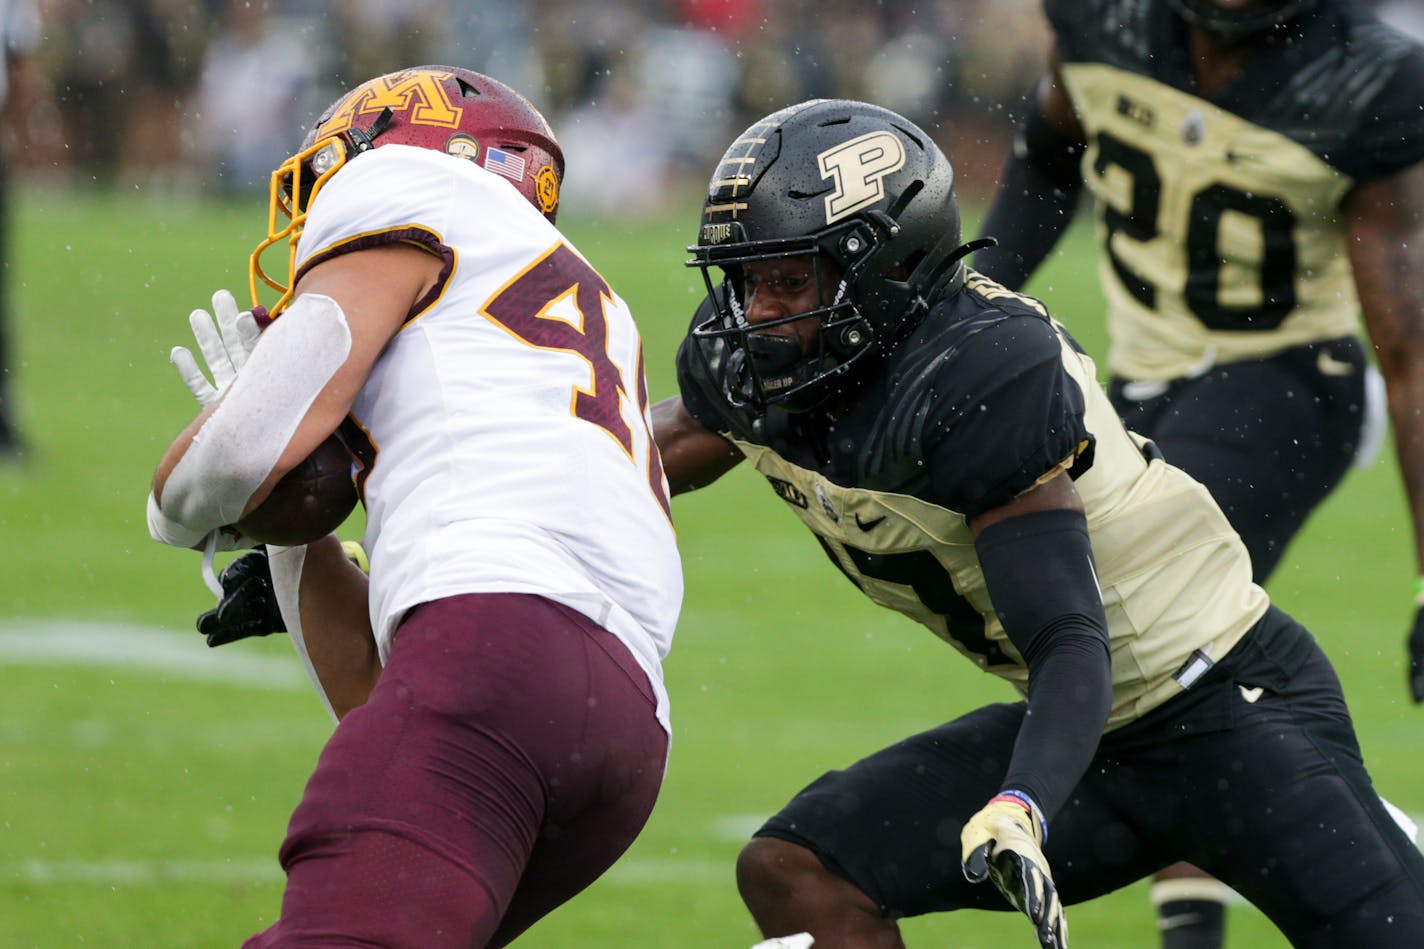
[738,836,898,942]
[738,835,869,916]
[737,837,824,907]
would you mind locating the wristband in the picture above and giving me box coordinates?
[992,789,1047,844]
[1413,576,1424,607]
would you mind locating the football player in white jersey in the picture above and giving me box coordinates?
[974,1,1424,945]
[147,66,681,948]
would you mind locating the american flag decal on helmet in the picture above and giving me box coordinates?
[484,146,527,181]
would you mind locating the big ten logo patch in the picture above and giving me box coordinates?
[767,476,810,509]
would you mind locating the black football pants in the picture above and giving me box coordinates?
[753,607,1424,947]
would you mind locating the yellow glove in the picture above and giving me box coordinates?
[961,792,1066,949]
[340,540,370,573]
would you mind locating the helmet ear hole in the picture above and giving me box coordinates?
[897,252,925,282]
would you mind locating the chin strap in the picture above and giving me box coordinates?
[346,107,394,153]
[877,235,1001,351]
[952,236,999,258]
[939,236,996,287]
[895,236,1000,323]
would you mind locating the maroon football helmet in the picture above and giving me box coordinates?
[251,66,565,314]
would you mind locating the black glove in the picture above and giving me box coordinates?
[1410,603,1424,704]
[196,547,287,647]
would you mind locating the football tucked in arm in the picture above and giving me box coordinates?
[232,434,357,546]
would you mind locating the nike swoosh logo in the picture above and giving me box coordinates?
[1316,349,1357,377]
[1239,685,1264,703]
[1158,912,1203,931]
[854,513,886,531]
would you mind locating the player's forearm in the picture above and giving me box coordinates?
[1347,164,1424,568]
[651,395,742,496]
[973,104,1086,291]
[1383,378,1424,573]
[148,403,224,549]
[974,507,1112,818]
[1356,288,1424,572]
[1369,296,1424,572]
[1002,618,1112,816]
[272,537,380,719]
[155,293,360,542]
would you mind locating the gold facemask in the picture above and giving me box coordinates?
[249,136,350,317]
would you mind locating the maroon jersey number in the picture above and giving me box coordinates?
[483,242,670,516]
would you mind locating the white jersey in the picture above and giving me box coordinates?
[295,145,682,730]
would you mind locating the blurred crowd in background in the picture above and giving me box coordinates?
[9,0,1424,215]
[10,0,1057,216]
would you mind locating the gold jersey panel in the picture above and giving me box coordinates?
[1064,63,1359,379]
[731,308,1268,730]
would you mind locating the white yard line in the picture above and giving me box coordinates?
[0,618,306,690]
[3,858,282,885]
[1,618,1419,890]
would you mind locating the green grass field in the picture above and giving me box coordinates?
[0,188,1419,947]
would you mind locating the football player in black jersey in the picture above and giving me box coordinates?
[973,1,1424,944]
[654,98,1424,948]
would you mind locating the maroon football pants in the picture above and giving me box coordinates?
[245,592,668,948]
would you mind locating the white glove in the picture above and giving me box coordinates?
[152,289,264,559]
[962,793,1067,949]
[170,289,262,405]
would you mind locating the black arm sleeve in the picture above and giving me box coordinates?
[973,102,1087,292]
[974,507,1111,822]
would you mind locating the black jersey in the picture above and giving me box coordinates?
[1046,0,1424,379]
[677,272,1268,728]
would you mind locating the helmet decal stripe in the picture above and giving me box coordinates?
[710,123,780,216]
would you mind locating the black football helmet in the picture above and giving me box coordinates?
[686,99,972,415]
[1168,0,1317,42]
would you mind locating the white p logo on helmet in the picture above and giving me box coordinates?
[818,131,906,224]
